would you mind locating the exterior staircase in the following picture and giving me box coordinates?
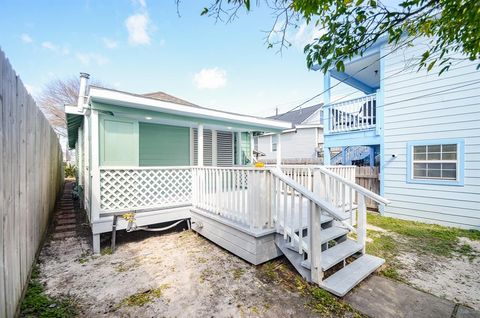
[331,146,372,165]
[271,166,388,297]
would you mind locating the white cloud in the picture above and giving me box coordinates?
[131,0,147,8]
[76,52,109,66]
[21,33,33,44]
[125,13,151,45]
[102,37,118,49]
[41,41,58,50]
[293,22,325,48]
[193,68,227,90]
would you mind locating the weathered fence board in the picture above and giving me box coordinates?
[355,166,380,210]
[0,48,63,318]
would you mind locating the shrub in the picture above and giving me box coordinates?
[64,163,77,178]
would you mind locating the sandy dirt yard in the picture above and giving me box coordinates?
[396,238,480,310]
[366,224,480,310]
[38,224,325,317]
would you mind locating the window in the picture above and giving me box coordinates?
[407,140,464,186]
[271,135,278,152]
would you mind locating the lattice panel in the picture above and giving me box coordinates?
[100,168,192,211]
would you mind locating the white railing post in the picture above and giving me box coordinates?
[357,194,367,253]
[310,168,323,283]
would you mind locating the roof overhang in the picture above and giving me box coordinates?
[88,87,292,132]
[66,112,84,149]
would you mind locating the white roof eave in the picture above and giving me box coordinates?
[88,87,292,131]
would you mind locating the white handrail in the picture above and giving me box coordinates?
[269,168,355,232]
[318,166,390,205]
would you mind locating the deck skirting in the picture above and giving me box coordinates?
[190,208,282,265]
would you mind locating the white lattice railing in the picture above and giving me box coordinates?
[328,94,376,133]
[99,166,192,212]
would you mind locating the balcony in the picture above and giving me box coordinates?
[327,94,376,133]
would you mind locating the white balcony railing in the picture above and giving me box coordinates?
[328,94,376,133]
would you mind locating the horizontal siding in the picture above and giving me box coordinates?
[382,39,480,229]
[256,128,319,160]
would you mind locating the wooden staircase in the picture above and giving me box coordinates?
[270,167,389,297]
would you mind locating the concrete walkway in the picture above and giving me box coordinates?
[345,276,480,318]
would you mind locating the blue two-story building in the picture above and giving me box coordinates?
[320,38,480,230]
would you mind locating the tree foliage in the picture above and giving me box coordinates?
[200,0,480,74]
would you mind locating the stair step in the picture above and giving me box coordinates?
[320,254,384,297]
[320,226,349,244]
[301,239,363,271]
[322,239,363,271]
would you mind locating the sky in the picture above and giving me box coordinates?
[0,0,333,117]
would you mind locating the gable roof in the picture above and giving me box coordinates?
[268,104,323,125]
[142,91,199,107]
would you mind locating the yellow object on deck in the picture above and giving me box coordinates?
[255,162,265,168]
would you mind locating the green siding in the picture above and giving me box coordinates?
[139,123,190,166]
[100,117,138,166]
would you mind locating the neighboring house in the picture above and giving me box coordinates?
[255,104,324,164]
[319,37,480,230]
[66,74,389,296]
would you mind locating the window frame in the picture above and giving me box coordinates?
[406,139,464,186]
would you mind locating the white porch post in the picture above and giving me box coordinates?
[198,124,204,166]
[276,133,282,167]
[249,132,254,164]
[236,132,242,165]
[212,130,217,166]
[90,109,101,254]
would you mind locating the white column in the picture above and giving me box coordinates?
[276,133,282,167]
[236,132,242,165]
[212,130,218,166]
[198,124,204,166]
[249,132,254,164]
[90,110,101,254]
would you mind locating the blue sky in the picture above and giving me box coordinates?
[0,0,330,117]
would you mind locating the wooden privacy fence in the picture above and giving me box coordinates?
[0,49,64,318]
[355,166,380,210]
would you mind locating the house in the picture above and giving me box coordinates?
[319,37,480,230]
[255,104,324,164]
[66,73,389,296]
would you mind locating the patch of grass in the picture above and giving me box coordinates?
[120,285,169,307]
[20,266,77,318]
[76,252,90,264]
[259,259,364,317]
[309,287,364,317]
[256,261,279,283]
[365,230,403,281]
[196,257,207,264]
[368,213,480,258]
[101,247,113,255]
[232,268,245,280]
[199,268,213,283]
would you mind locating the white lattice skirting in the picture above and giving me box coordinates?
[100,168,192,211]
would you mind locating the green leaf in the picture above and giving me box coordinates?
[200,7,209,15]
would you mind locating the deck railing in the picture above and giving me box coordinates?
[99,166,192,212]
[191,167,272,229]
[328,94,376,133]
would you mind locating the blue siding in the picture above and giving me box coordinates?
[382,39,480,229]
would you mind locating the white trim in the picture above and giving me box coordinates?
[90,110,101,221]
[189,128,194,165]
[88,87,292,131]
[198,124,204,167]
[212,130,218,166]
